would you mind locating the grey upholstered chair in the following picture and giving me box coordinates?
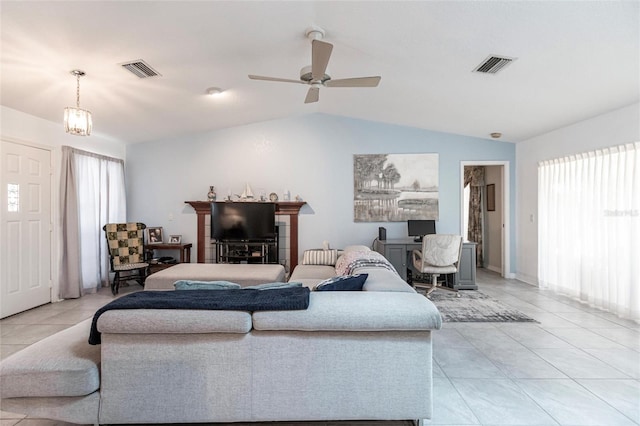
[411,234,463,297]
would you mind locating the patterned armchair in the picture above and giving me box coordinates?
[103,222,149,295]
[411,234,463,297]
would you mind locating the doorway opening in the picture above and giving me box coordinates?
[460,161,510,278]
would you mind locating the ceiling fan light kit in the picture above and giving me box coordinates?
[63,69,92,136]
[248,26,381,104]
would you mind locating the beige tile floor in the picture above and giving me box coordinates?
[1,269,639,426]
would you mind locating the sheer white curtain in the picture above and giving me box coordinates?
[538,142,640,322]
[59,147,126,298]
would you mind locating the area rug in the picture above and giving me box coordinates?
[421,290,538,323]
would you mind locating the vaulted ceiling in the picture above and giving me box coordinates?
[1,1,638,144]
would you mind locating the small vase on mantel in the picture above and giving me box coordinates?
[207,186,217,202]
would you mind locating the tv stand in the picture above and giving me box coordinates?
[215,240,278,264]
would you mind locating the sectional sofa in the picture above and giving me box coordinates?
[0,246,442,425]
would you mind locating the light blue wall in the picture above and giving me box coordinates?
[126,113,516,270]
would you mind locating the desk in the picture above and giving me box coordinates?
[373,238,477,290]
[147,243,192,263]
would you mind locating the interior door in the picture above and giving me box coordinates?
[0,140,52,318]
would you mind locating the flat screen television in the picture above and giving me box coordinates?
[407,220,436,242]
[211,202,276,241]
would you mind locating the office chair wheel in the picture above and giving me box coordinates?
[456,293,461,298]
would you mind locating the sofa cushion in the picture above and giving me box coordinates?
[288,264,337,289]
[145,263,286,290]
[0,319,100,398]
[360,268,416,293]
[174,280,241,290]
[289,265,336,282]
[253,291,442,331]
[313,274,368,291]
[289,265,336,280]
[97,310,253,335]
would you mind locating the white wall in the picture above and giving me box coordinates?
[126,113,517,272]
[516,103,640,284]
[0,106,127,300]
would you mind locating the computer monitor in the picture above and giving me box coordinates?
[407,220,436,242]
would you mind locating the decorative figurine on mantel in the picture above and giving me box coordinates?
[207,186,216,201]
[240,183,255,200]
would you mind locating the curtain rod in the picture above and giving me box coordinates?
[62,145,124,164]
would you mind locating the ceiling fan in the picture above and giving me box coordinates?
[248,26,381,104]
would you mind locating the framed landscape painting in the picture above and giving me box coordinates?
[354,153,439,222]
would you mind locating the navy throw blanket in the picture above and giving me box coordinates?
[89,287,310,345]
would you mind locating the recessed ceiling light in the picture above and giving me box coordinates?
[206,87,223,97]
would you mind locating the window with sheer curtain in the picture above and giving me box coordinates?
[59,147,126,298]
[538,142,639,322]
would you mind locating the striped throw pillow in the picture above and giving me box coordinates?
[302,249,339,266]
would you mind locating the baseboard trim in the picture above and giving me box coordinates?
[481,265,516,280]
[516,273,538,286]
[486,264,502,274]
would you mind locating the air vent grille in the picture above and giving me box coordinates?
[473,55,516,74]
[120,60,161,78]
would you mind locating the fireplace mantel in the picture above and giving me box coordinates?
[185,201,306,271]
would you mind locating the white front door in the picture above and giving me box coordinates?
[0,140,52,318]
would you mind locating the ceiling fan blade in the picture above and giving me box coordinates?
[248,75,305,84]
[325,76,381,88]
[304,87,319,104]
[311,40,333,81]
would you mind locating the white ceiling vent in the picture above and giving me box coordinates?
[120,60,161,78]
[473,55,516,74]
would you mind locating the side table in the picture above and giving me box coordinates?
[146,243,192,263]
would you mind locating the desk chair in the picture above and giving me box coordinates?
[103,222,149,295]
[411,234,463,297]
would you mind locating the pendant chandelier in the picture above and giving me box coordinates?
[63,69,92,136]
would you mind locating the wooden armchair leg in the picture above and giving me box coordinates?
[137,268,147,288]
[112,272,120,296]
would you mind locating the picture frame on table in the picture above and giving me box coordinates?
[169,235,182,244]
[147,227,164,244]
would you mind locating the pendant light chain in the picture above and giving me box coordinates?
[76,73,81,108]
